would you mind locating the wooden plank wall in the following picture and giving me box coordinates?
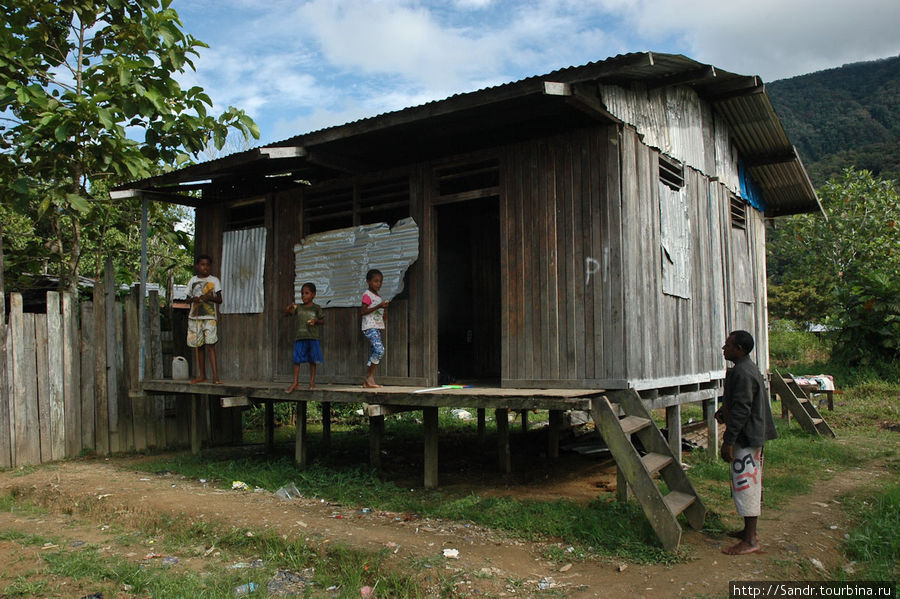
[619,126,738,383]
[500,125,625,386]
[499,123,764,387]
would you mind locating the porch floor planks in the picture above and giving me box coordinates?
[141,380,602,411]
[142,380,604,489]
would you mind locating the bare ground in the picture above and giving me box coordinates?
[0,448,888,599]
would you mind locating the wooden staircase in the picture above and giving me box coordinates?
[771,370,836,438]
[590,389,706,551]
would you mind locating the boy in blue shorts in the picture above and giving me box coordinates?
[285,282,324,392]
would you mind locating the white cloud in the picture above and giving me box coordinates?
[172,0,899,146]
[617,0,900,80]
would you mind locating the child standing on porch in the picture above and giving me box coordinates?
[285,282,324,392]
[361,268,388,388]
[187,254,222,384]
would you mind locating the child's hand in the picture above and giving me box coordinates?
[285,303,297,314]
[381,300,390,308]
[306,318,316,326]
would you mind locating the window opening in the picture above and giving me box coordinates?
[226,198,265,230]
[730,195,747,230]
[659,154,684,191]
[436,159,499,197]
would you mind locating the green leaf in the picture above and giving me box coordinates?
[65,193,91,214]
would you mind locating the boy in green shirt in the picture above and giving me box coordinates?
[284,282,324,392]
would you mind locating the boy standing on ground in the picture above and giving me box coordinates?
[187,254,222,384]
[716,330,778,555]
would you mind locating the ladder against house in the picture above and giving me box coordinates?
[590,389,706,551]
[770,370,836,438]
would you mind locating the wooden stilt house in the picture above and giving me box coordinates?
[118,51,822,549]
[119,51,819,396]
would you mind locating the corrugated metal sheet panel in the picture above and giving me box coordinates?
[293,217,419,308]
[220,226,267,314]
[600,83,743,195]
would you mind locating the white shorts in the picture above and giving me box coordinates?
[187,319,217,347]
[731,445,764,517]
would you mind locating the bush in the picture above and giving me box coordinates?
[768,319,830,364]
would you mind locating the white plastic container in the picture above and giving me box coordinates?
[172,356,189,380]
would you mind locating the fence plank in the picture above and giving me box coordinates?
[125,289,146,451]
[93,281,109,455]
[80,302,96,451]
[0,293,11,468]
[35,314,52,462]
[62,293,81,457]
[104,261,120,453]
[17,311,40,465]
[35,316,51,462]
[46,292,65,460]
[148,291,166,447]
[115,302,133,451]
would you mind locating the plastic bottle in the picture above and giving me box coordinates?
[234,582,258,596]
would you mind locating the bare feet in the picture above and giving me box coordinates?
[190,377,206,384]
[213,379,223,384]
[285,383,298,394]
[722,540,761,555]
[308,383,316,390]
[362,378,382,388]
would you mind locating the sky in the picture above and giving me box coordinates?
[174,0,900,148]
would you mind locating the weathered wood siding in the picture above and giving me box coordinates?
[498,123,766,388]
[193,118,768,389]
[500,125,625,387]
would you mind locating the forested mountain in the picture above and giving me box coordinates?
[767,55,899,186]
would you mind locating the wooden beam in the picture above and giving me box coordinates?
[259,146,307,159]
[364,404,418,417]
[321,401,331,451]
[221,396,250,408]
[646,65,716,90]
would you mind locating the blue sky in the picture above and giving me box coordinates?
[174,0,900,148]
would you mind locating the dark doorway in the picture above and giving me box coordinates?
[437,197,501,382]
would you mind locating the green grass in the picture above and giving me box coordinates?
[840,480,900,582]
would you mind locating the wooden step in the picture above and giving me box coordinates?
[642,452,673,475]
[618,415,651,435]
[812,418,824,425]
[663,491,696,517]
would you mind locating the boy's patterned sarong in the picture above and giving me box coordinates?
[731,445,764,517]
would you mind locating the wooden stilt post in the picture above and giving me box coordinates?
[264,400,274,454]
[294,401,307,467]
[369,414,384,468]
[321,401,331,451]
[495,408,510,473]
[423,407,438,489]
[548,409,562,459]
[665,404,682,465]
[703,398,718,459]
[190,395,201,455]
[477,408,485,443]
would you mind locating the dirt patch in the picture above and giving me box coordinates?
[1,453,888,599]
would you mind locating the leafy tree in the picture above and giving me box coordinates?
[0,0,259,293]
[767,168,900,366]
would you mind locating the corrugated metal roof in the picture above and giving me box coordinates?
[117,51,820,217]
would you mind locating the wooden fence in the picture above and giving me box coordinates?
[0,269,194,467]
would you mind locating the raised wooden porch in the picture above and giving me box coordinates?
[142,380,604,488]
